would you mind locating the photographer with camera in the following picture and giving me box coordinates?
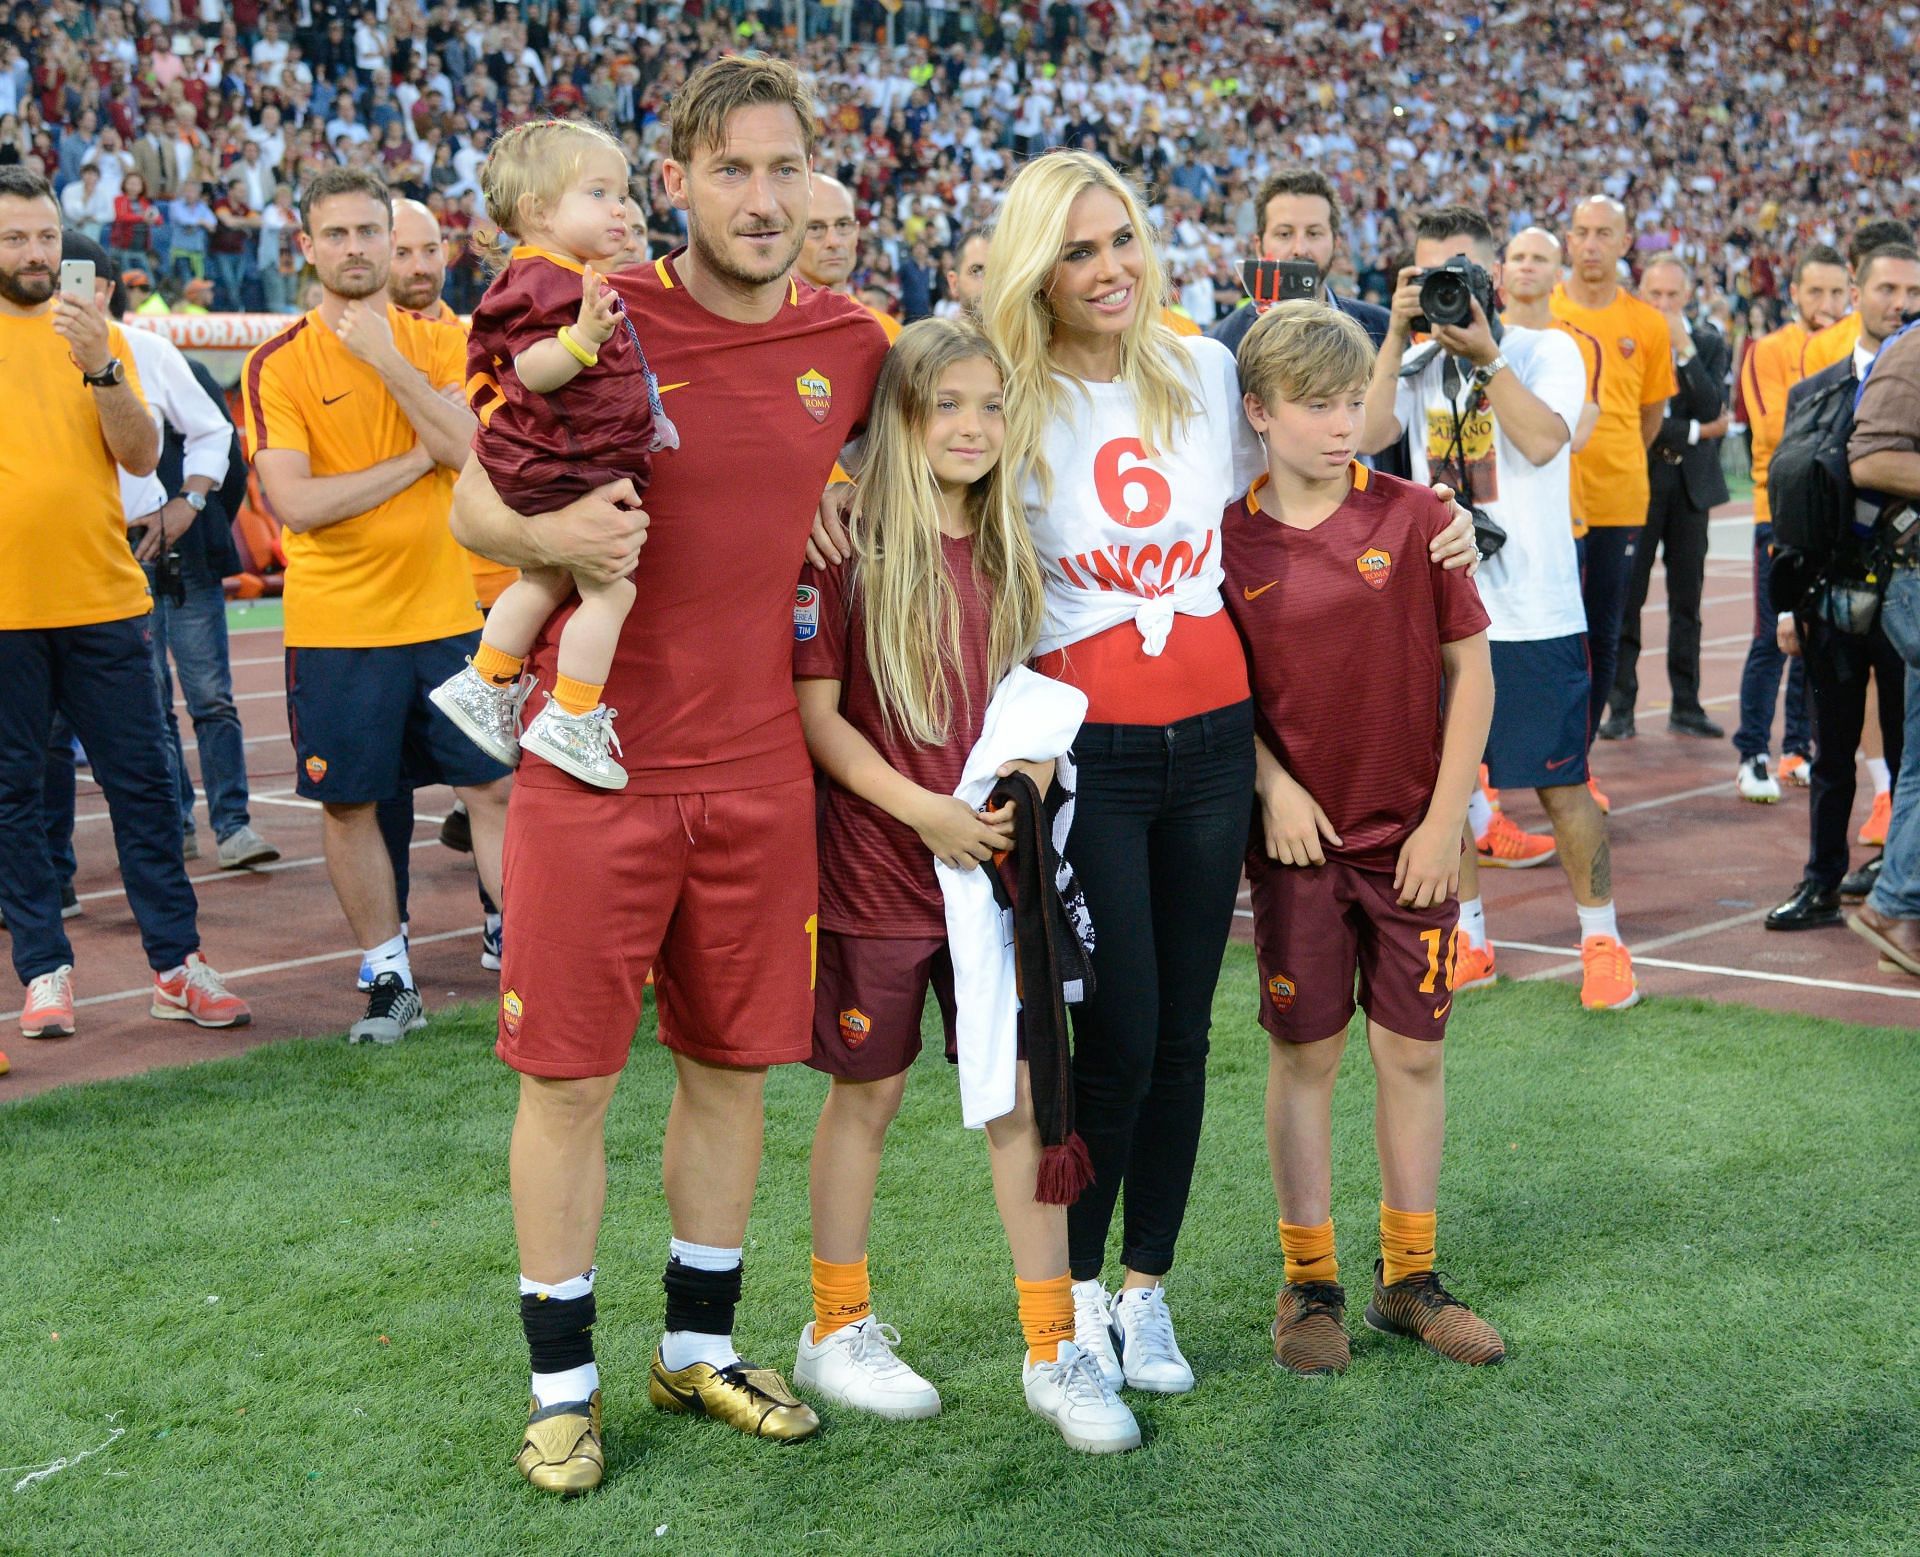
[1764,243,1920,932]
[1843,299,1920,975]
[1361,206,1641,1011]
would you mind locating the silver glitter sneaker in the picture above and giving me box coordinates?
[520,698,629,790]
[428,662,531,768]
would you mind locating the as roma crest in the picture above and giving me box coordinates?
[305,754,328,783]
[838,1008,871,1047]
[501,988,524,1040]
[797,367,832,423]
[1618,336,1638,360]
[1266,972,1297,1014]
[1356,547,1392,591]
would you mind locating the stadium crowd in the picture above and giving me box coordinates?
[2,0,1918,1496]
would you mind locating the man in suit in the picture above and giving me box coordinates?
[130,124,175,203]
[1208,166,1408,478]
[1603,254,1731,738]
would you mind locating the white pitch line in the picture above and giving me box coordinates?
[1603,780,1741,816]
[70,834,461,908]
[1489,937,1920,1002]
[0,925,485,1023]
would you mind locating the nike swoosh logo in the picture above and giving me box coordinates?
[656,381,690,395]
[1243,580,1279,600]
[322,391,352,405]
[1545,755,1577,770]
[1433,999,1452,1020]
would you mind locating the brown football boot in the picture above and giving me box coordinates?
[1363,1259,1505,1365]
[513,1390,604,1495]
[1271,1282,1350,1376]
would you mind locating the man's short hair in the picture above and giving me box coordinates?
[1414,205,1496,252]
[299,166,393,232]
[0,166,53,206]
[1792,243,1848,283]
[667,54,818,167]
[1856,242,1920,287]
[953,224,992,257]
[1254,167,1343,237]
[1848,219,1914,272]
[1236,299,1376,409]
[1640,251,1690,284]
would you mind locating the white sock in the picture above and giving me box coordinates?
[485,911,503,936]
[660,1238,742,1371]
[1458,896,1488,950]
[366,932,411,986]
[522,1268,598,1408]
[1467,789,1494,836]
[1867,757,1891,794]
[1576,901,1621,943]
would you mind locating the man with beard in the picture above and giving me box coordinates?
[0,168,250,1045]
[240,167,511,1046]
[451,55,890,1492]
[944,225,991,320]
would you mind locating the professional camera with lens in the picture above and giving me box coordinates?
[1411,256,1501,337]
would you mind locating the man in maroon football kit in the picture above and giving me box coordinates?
[450,58,891,1491]
[1218,302,1505,1379]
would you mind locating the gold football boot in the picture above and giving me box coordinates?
[648,1352,820,1441]
[513,1390,604,1494]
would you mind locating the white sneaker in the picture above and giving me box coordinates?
[793,1316,940,1421]
[1070,1279,1124,1390]
[429,662,531,768]
[1737,754,1781,804]
[1113,1284,1195,1394]
[1023,1341,1140,1454]
[520,699,629,790]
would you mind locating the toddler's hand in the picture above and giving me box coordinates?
[576,265,619,347]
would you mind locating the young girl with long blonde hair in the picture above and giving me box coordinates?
[789,318,1140,1454]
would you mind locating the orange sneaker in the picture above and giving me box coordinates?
[1478,763,1501,811]
[151,954,251,1029]
[1452,931,1497,991]
[1579,935,1640,1010]
[1859,791,1892,847]
[1475,810,1557,869]
[0,1047,9,1077]
[1588,776,1611,813]
[1778,753,1810,787]
[20,965,75,1039]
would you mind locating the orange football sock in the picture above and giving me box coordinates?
[1380,1203,1437,1287]
[1016,1274,1074,1364]
[1279,1217,1338,1287]
[810,1254,872,1340]
[472,642,524,687]
[553,674,602,716]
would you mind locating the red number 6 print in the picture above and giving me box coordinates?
[1093,437,1173,529]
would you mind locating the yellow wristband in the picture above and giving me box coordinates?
[557,326,598,367]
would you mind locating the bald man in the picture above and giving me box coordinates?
[799,175,900,341]
[389,197,459,324]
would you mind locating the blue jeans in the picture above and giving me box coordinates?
[149,549,253,842]
[1733,524,1812,760]
[1869,570,1920,917]
[209,250,250,312]
[0,615,199,981]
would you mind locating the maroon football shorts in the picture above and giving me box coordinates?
[496,778,818,1077]
[1245,852,1461,1044]
[809,930,957,1082]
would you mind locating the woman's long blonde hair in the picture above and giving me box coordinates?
[849,319,1047,748]
[983,150,1198,506]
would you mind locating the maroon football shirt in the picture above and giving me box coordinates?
[795,533,997,937]
[467,245,659,511]
[518,251,892,796]
[1221,464,1490,870]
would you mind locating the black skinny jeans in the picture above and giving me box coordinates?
[1065,699,1254,1281]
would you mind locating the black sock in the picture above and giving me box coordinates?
[662,1256,742,1338]
[521,1290,596,1374]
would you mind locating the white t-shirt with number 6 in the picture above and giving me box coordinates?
[1024,333,1267,657]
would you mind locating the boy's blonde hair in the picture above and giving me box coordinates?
[1236,300,1376,408]
[480,119,630,238]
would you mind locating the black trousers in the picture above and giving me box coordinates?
[1614,466,1710,717]
[1581,527,1638,738]
[1064,700,1253,1281]
[1803,618,1906,890]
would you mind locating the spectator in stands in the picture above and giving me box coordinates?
[108,169,163,280]
[165,178,218,284]
[0,167,249,1041]
[210,179,258,311]
[60,163,114,243]
[1846,317,1920,978]
[1767,244,1920,931]
[1605,255,1732,741]
[257,181,301,313]
[1733,244,1849,802]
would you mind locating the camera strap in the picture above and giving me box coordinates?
[1439,355,1478,512]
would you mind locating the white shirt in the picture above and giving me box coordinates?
[1394,325,1588,642]
[117,325,232,519]
[1025,334,1266,656]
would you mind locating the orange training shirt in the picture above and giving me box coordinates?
[1740,321,1811,527]
[1550,284,1677,527]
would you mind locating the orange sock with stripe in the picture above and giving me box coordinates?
[1016,1274,1074,1364]
[472,642,524,687]
[553,674,603,716]
[1380,1203,1437,1287]
[810,1254,871,1340]
[1279,1217,1338,1286]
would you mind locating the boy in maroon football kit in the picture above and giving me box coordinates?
[1220,302,1505,1377]
[431,118,678,790]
